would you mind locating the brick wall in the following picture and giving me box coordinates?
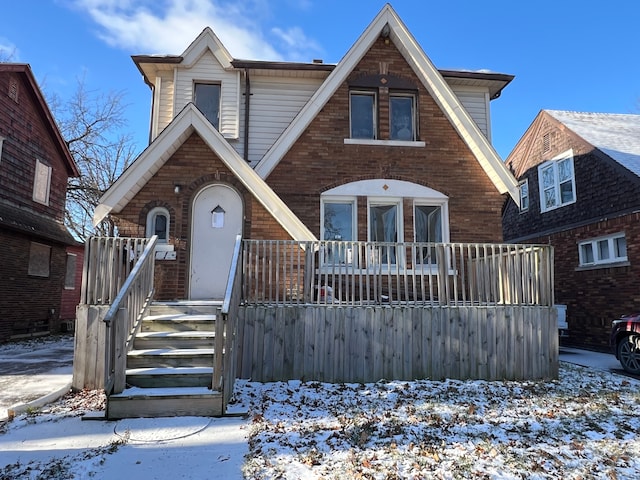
[528,213,640,351]
[115,133,288,299]
[0,231,67,342]
[114,37,508,299]
[266,37,505,243]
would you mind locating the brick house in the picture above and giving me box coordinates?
[95,4,520,301]
[502,110,640,351]
[0,63,80,342]
[77,5,564,417]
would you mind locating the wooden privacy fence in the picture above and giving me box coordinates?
[242,240,554,307]
[237,305,559,383]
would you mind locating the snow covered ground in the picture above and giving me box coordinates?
[1,361,639,479]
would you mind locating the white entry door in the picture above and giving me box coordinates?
[190,184,243,299]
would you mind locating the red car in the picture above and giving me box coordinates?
[611,314,640,374]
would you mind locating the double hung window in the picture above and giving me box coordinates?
[349,91,376,139]
[390,93,416,141]
[414,204,443,264]
[519,179,529,212]
[538,149,576,212]
[322,201,356,265]
[369,202,401,264]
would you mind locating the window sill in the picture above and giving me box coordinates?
[575,260,630,271]
[344,139,426,147]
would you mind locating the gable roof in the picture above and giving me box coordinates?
[0,63,79,177]
[254,4,519,205]
[546,110,640,177]
[133,27,234,84]
[93,103,316,241]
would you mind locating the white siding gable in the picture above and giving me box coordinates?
[450,86,491,140]
[245,76,324,166]
[174,50,240,139]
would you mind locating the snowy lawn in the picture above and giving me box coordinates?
[1,362,639,479]
[234,363,640,479]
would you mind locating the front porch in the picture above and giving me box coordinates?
[73,237,556,418]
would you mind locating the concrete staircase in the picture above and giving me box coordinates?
[106,301,224,419]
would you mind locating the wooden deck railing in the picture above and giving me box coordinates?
[81,236,154,305]
[242,240,554,307]
[84,236,158,394]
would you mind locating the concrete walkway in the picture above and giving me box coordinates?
[0,334,74,421]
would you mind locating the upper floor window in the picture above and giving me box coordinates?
[33,159,51,205]
[390,93,416,141]
[538,149,576,212]
[350,91,377,139]
[519,179,529,212]
[578,233,627,267]
[146,207,170,243]
[194,83,221,129]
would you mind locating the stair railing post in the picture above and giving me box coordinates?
[113,307,128,394]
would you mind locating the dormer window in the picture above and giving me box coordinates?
[194,83,221,129]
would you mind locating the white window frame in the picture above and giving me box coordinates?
[349,90,377,139]
[519,179,529,212]
[146,207,170,244]
[33,159,51,205]
[538,149,576,213]
[389,92,417,141]
[194,82,221,129]
[320,197,357,242]
[368,198,403,267]
[578,233,627,267]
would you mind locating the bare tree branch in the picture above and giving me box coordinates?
[48,76,137,240]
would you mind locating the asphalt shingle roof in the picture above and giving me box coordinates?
[546,110,640,177]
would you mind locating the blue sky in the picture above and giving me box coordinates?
[1,0,639,160]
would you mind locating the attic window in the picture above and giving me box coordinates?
[8,78,18,103]
[194,83,221,129]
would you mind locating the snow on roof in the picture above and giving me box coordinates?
[546,110,640,177]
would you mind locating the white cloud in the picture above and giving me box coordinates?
[70,0,322,61]
[271,26,324,62]
[0,38,19,61]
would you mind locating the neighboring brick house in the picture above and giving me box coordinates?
[502,110,640,350]
[95,5,520,301]
[0,63,80,341]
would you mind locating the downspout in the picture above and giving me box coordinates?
[243,68,251,163]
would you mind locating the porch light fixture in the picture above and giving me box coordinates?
[174,184,181,194]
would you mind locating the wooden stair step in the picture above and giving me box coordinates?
[107,387,223,418]
[126,366,214,388]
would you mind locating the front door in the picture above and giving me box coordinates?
[190,184,243,299]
